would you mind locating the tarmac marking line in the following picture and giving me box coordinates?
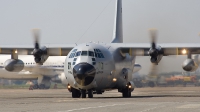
[59,103,133,112]
[177,104,200,109]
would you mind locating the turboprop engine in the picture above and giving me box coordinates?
[182,59,198,72]
[149,45,163,64]
[148,29,164,65]
[4,59,24,72]
[32,29,48,64]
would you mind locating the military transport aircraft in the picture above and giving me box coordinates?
[1,0,200,98]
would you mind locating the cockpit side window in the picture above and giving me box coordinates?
[76,51,81,57]
[100,53,104,58]
[72,53,76,58]
[94,49,104,58]
[81,51,87,56]
[97,53,101,58]
[72,49,77,52]
[69,53,72,58]
[95,52,98,58]
[89,51,94,57]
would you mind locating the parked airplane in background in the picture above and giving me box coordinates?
[0,0,200,98]
[0,55,67,89]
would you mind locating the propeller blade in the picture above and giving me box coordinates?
[149,28,157,49]
[32,29,40,49]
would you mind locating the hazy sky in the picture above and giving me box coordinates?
[0,0,200,74]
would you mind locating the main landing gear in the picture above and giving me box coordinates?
[121,86,132,98]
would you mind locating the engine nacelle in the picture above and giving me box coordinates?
[182,59,198,72]
[149,46,163,64]
[32,46,48,64]
[4,59,24,72]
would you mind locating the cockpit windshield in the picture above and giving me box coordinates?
[89,51,94,57]
[81,51,87,56]
[69,49,104,58]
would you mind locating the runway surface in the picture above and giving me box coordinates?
[1,87,200,112]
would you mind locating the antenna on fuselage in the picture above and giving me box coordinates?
[111,0,123,43]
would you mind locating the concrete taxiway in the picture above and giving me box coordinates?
[0,87,200,112]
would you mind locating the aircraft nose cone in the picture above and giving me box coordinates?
[73,63,96,86]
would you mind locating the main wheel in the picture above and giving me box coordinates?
[72,88,81,98]
[88,89,93,98]
[122,88,131,98]
[81,90,86,98]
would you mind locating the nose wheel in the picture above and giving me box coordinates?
[71,88,94,98]
[81,90,86,98]
[88,89,93,98]
[71,88,81,98]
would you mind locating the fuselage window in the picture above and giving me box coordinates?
[89,51,94,57]
[76,51,81,57]
[73,58,77,61]
[81,51,87,56]
[92,62,96,65]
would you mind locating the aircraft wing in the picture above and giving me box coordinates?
[110,43,200,56]
[1,43,200,56]
[0,44,75,56]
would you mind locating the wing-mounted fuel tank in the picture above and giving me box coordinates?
[182,59,198,72]
[4,59,24,72]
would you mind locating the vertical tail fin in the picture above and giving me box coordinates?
[111,0,123,43]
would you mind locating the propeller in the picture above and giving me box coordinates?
[150,28,157,49]
[148,29,163,64]
[32,29,47,64]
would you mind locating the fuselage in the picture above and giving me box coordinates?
[65,43,140,91]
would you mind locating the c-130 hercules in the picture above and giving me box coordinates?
[1,0,200,98]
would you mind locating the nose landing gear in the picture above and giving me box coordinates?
[71,88,81,98]
[71,88,93,98]
[88,89,93,98]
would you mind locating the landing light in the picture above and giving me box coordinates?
[113,78,117,82]
[15,50,18,54]
[128,85,132,89]
[67,85,71,89]
[182,49,187,54]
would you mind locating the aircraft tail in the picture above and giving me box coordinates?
[111,0,123,43]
